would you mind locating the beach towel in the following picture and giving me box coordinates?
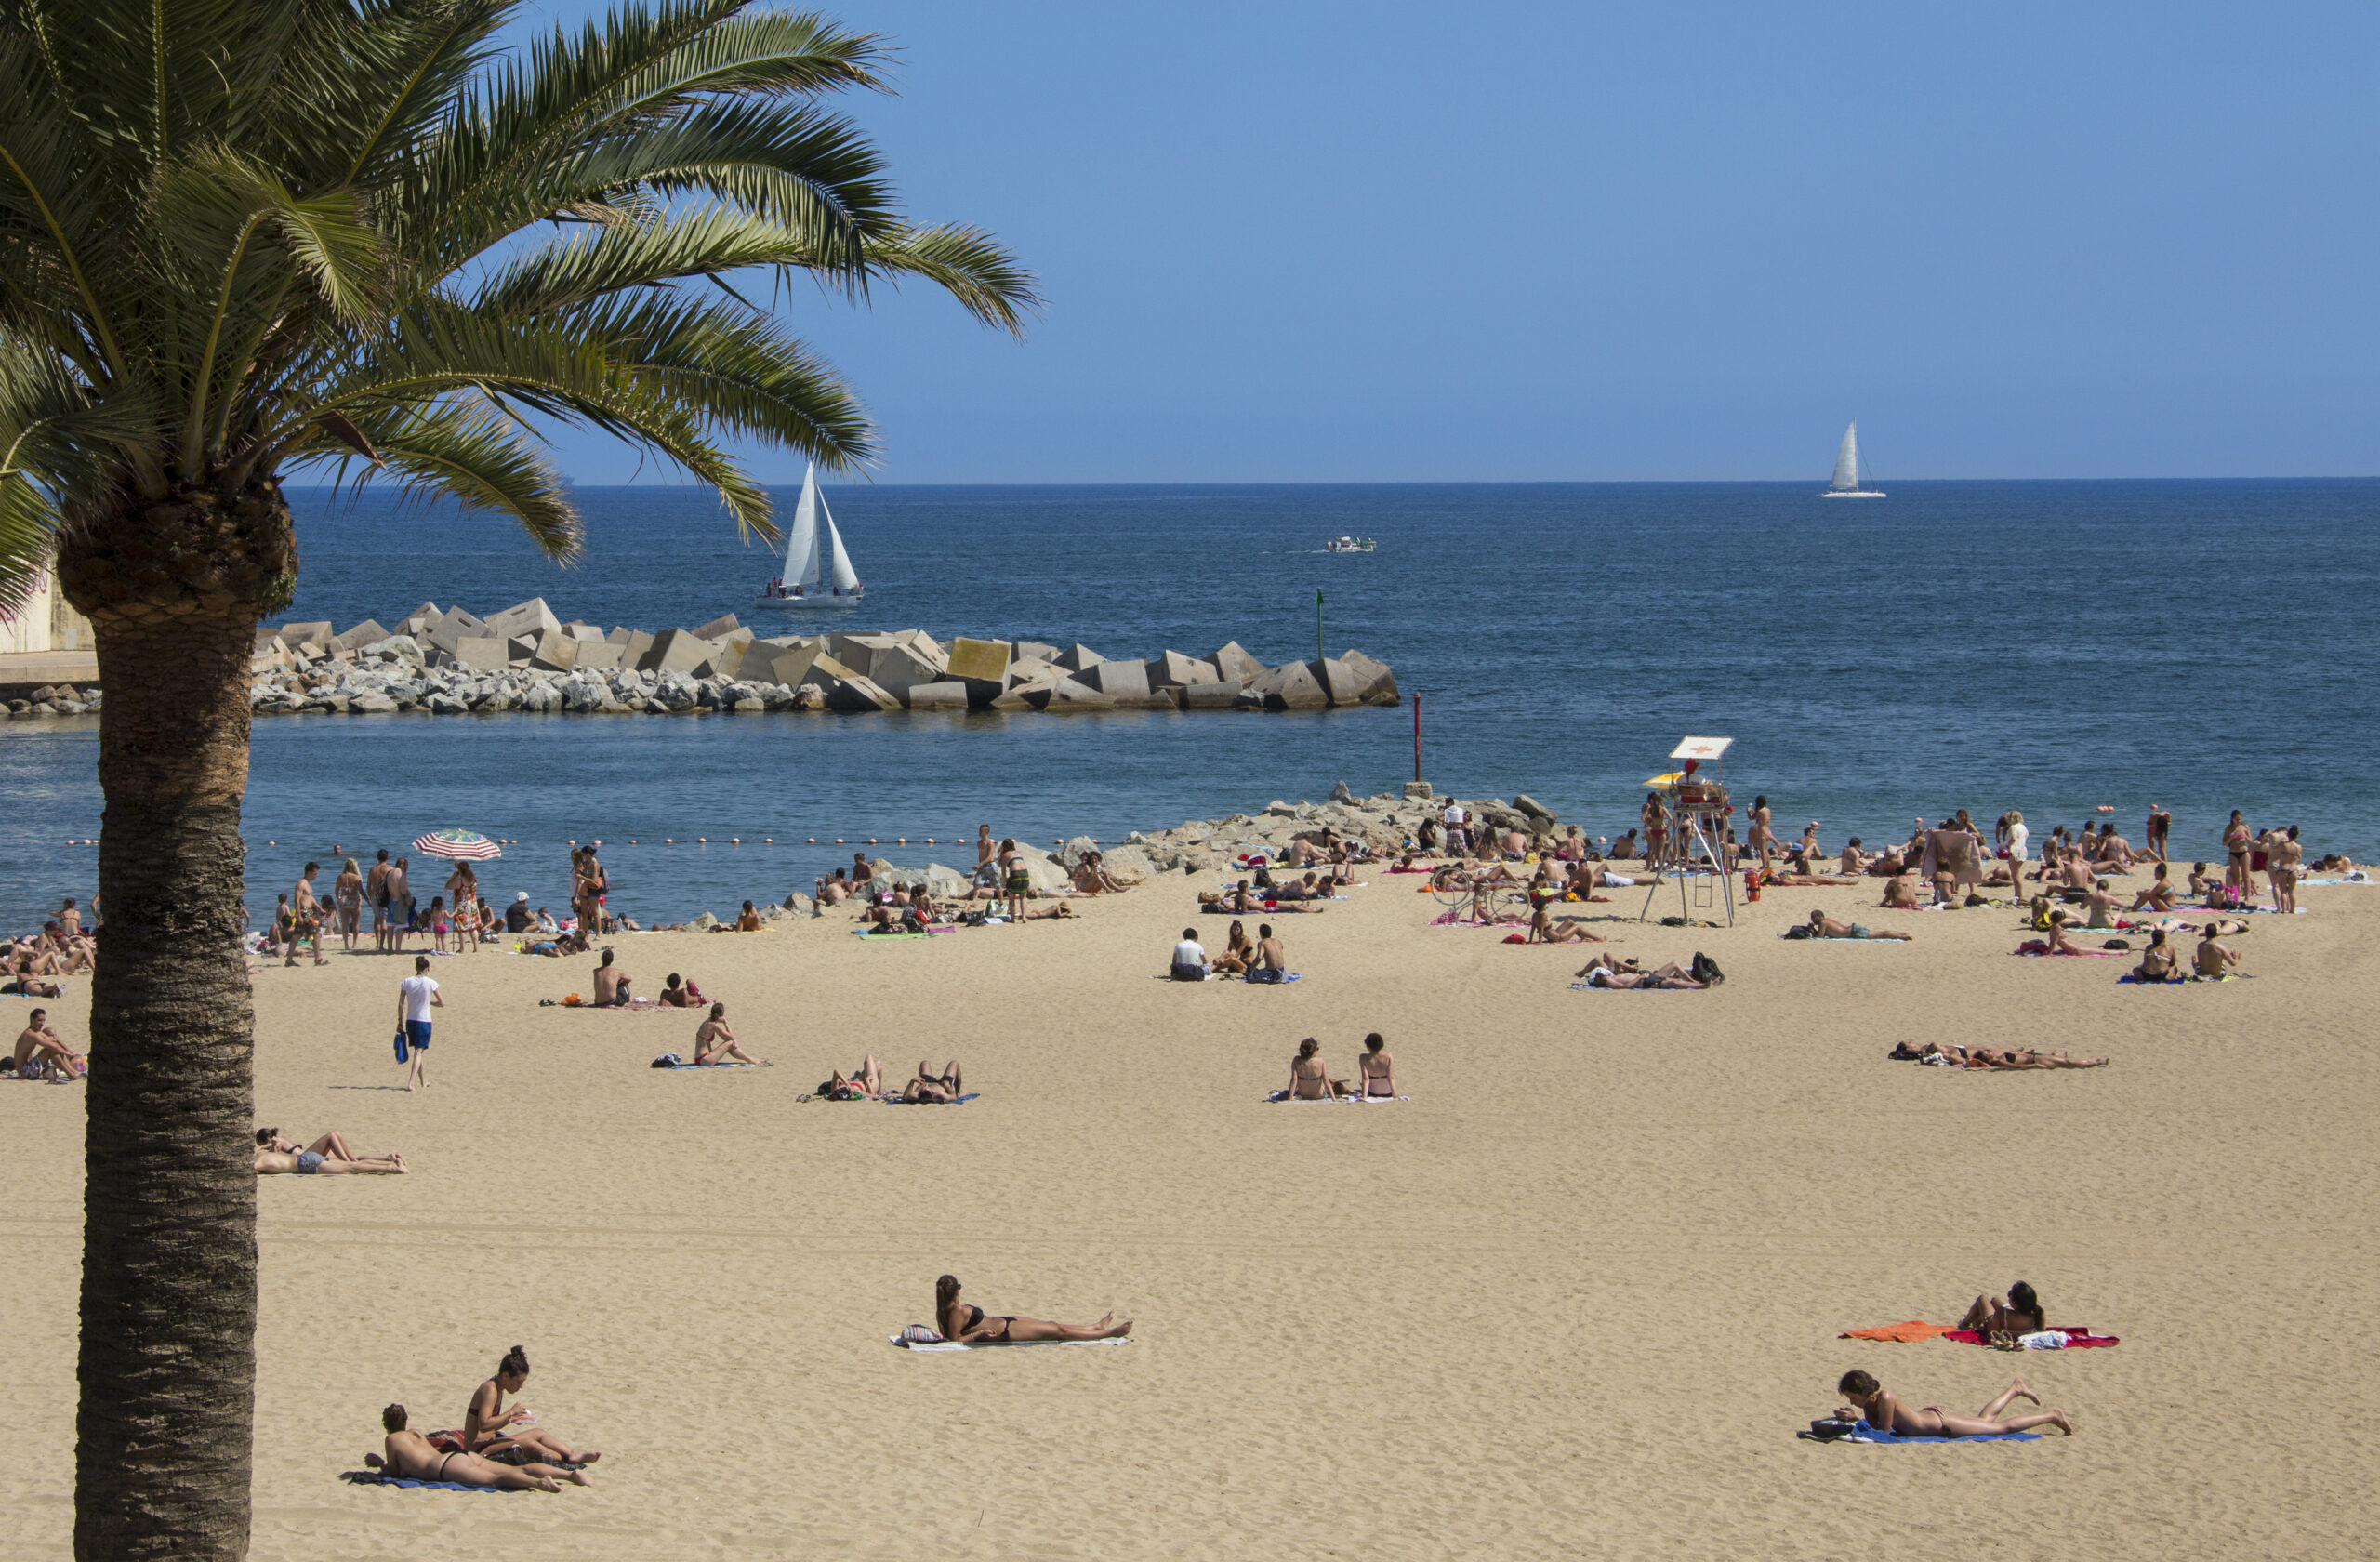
[850,928,938,939]
[1943,1327,2118,1348]
[2115,973,2186,985]
[2014,941,2122,957]
[1840,1321,1953,1344]
[880,1092,978,1105]
[1838,1422,2040,1444]
[651,1055,755,1069]
[339,1470,511,1493]
[1567,980,1691,992]
[891,1333,1131,1352]
[1244,972,1301,983]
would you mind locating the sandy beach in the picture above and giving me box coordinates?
[4,861,2375,1559]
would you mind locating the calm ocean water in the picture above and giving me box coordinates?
[4,478,2373,927]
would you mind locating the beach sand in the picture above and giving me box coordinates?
[3,866,2374,1558]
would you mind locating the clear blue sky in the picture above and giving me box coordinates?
[523,1,2377,483]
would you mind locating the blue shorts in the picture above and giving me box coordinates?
[296,1151,324,1174]
[403,1020,432,1052]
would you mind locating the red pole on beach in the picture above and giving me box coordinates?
[1412,693,1422,781]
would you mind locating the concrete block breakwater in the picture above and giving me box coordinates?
[243,600,1399,718]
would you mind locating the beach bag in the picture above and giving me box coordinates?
[392,1028,408,1064]
[900,1323,945,1345]
[651,1052,682,1068]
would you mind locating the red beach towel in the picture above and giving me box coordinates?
[1943,1327,2120,1348]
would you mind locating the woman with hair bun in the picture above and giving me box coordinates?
[462,1344,602,1465]
[1958,1281,2045,1340]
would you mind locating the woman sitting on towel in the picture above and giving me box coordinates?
[1282,1037,1345,1099]
[936,1274,1130,1344]
[1958,1282,2046,1338]
[1527,904,1602,944]
[1212,920,1255,976]
[1357,1033,1399,1097]
[692,1003,768,1066]
[2129,930,2183,983]
[463,1344,602,1467]
[1833,1370,2071,1437]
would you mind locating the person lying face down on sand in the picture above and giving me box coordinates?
[1895,1041,2108,1070]
[898,1061,963,1102]
[1959,1281,2045,1337]
[2194,926,2241,978]
[1527,905,1603,944]
[253,1128,408,1174]
[464,1344,601,1466]
[692,1003,768,1066]
[1833,1370,2071,1437]
[366,1403,592,1490]
[936,1275,1130,1344]
[1573,953,1711,989]
[1807,910,1913,942]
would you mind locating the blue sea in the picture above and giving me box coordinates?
[3,479,2373,928]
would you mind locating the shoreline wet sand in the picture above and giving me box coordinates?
[2,841,2373,1558]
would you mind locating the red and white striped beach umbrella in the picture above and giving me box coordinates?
[411,828,501,860]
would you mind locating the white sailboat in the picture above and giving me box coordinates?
[753,463,864,609]
[1821,421,1885,497]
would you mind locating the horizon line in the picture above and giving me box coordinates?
[283,473,2380,491]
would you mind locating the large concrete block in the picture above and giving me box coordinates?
[1012,641,1058,666]
[1315,656,1364,706]
[904,681,969,710]
[1039,675,1116,711]
[573,639,625,671]
[868,644,948,697]
[706,630,759,680]
[563,622,606,642]
[638,628,711,676]
[826,632,898,676]
[823,674,899,712]
[1250,660,1329,709]
[402,601,442,630]
[507,634,540,666]
[487,597,561,641]
[1082,657,1154,702]
[1211,641,1266,682]
[1181,681,1244,710]
[946,637,1012,682]
[1145,650,1220,688]
[893,629,946,663]
[692,613,741,640]
[1337,649,1398,703]
[1055,643,1105,672]
[281,620,334,648]
[615,629,654,668]
[530,629,580,672]
[453,635,509,672]
[332,619,390,652]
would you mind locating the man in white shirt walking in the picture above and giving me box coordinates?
[396,954,443,1091]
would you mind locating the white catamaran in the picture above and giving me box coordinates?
[754,463,864,609]
[1821,421,1885,497]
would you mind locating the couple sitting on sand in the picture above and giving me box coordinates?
[1272,1033,1398,1099]
[365,1345,601,1490]
[2123,926,2241,981]
[818,1057,965,1102]
[1573,952,1722,988]
[255,1127,409,1173]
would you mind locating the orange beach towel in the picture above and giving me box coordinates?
[1839,1321,1953,1344]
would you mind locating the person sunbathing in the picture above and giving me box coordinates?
[1880,872,1921,909]
[1574,953,1707,989]
[2082,880,2120,929]
[2129,930,2182,983]
[2127,865,2178,911]
[253,1127,407,1173]
[898,1061,964,1102]
[365,1403,590,1490]
[1019,900,1078,920]
[1807,911,1912,941]
[655,973,705,1008]
[1357,1033,1398,1097]
[463,1344,602,1466]
[691,1003,768,1066]
[1281,1037,1344,1099]
[4,957,64,999]
[864,905,909,934]
[1959,1282,2046,1336]
[2193,926,2241,978]
[1527,905,1602,944]
[1935,1044,2109,1069]
[819,1056,886,1098]
[935,1275,1130,1344]
[1832,1370,2070,1437]
[2033,909,2092,955]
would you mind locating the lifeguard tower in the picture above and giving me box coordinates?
[1638,735,1737,926]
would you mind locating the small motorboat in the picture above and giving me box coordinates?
[1323,536,1376,553]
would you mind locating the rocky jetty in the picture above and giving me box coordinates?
[242,600,1399,717]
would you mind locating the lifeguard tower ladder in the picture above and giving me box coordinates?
[1638,735,1738,927]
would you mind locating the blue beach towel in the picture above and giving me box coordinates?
[1843,1422,2040,1444]
[341,1470,512,1493]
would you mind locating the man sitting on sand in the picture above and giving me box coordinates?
[1807,910,1913,941]
[11,1009,85,1079]
[253,1127,409,1174]
[1831,1370,2071,1437]
[734,900,763,931]
[692,1002,769,1066]
[592,947,631,1006]
[655,973,705,1008]
[1171,929,1210,981]
[2193,924,2241,979]
[1247,924,1289,984]
[365,1403,591,1490]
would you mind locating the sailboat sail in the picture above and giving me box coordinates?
[782,464,822,586]
[823,500,859,592]
[1831,423,1860,493]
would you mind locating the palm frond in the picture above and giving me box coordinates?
[328,394,581,560]
[857,221,1039,336]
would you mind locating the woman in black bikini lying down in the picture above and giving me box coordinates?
[367,1403,592,1489]
[936,1274,1131,1344]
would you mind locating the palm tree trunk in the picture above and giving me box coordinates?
[58,479,295,1562]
